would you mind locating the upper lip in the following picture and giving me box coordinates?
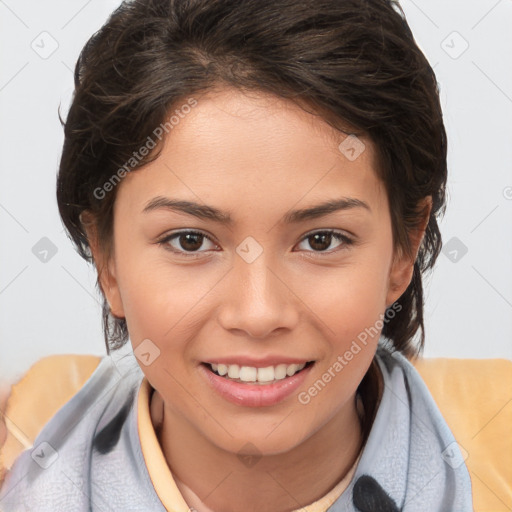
[203,357,313,368]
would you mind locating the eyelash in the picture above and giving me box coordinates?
[157,229,354,258]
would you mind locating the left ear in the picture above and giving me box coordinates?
[386,196,432,307]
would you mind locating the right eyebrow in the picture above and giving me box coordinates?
[142,197,233,225]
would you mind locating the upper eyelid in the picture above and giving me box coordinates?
[158,230,219,251]
[301,228,353,239]
[163,229,218,242]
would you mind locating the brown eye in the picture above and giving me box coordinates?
[297,230,353,254]
[178,232,204,251]
[308,232,333,251]
[159,230,218,255]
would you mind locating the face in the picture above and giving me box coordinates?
[94,87,416,457]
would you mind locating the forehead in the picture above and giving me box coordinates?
[171,87,362,161]
[114,87,387,217]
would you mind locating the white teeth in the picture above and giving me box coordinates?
[286,364,299,376]
[227,364,240,379]
[274,364,288,380]
[209,362,307,383]
[239,366,257,382]
[257,366,275,383]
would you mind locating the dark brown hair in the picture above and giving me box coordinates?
[57,0,447,365]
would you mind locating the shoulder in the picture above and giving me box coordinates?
[376,344,512,512]
[351,344,473,510]
[0,353,144,511]
[1,354,103,469]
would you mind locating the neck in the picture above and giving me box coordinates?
[151,393,368,512]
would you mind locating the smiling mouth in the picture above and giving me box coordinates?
[203,361,315,385]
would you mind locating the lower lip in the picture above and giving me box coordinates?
[200,363,314,407]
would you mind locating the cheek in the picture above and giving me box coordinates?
[299,253,392,344]
[114,248,218,354]
[292,257,390,421]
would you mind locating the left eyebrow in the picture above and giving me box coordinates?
[282,197,371,223]
[142,196,371,225]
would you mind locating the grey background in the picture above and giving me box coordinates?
[1,0,511,382]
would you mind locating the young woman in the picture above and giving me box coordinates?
[0,0,473,510]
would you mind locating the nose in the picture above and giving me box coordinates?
[217,253,300,339]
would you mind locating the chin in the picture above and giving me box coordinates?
[205,417,316,458]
